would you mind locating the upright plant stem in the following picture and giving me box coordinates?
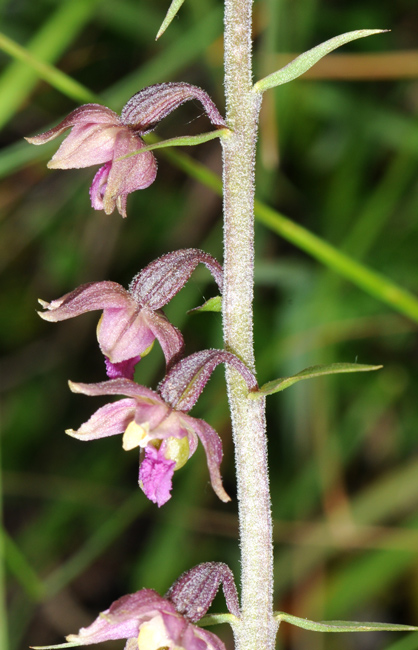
[222,2,277,650]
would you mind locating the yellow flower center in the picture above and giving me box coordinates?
[122,421,151,451]
[137,615,183,650]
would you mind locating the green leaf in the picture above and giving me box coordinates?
[276,612,418,633]
[156,0,186,40]
[253,29,387,93]
[117,129,231,161]
[251,363,383,398]
[188,296,222,314]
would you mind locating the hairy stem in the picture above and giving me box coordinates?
[222,2,277,650]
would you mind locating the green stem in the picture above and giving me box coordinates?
[222,2,277,650]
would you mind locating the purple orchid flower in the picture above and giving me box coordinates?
[31,563,239,650]
[25,83,226,217]
[37,249,224,379]
[66,350,257,506]
[66,377,229,507]
[62,591,226,650]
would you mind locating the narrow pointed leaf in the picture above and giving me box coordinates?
[251,363,383,398]
[253,29,387,93]
[276,612,418,633]
[188,296,222,314]
[156,0,186,40]
[117,130,231,161]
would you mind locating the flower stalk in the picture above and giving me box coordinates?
[222,1,277,650]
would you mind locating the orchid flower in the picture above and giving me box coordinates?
[67,350,257,506]
[32,563,240,650]
[25,83,226,217]
[66,377,227,507]
[38,249,224,379]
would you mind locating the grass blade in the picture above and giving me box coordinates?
[0,0,101,128]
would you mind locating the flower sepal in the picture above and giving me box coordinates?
[120,83,226,134]
[159,349,258,412]
[165,562,240,621]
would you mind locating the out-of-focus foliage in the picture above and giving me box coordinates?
[1,1,418,649]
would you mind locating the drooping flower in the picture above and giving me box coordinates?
[66,350,257,506]
[66,377,228,507]
[31,563,240,650]
[25,83,226,217]
[37,249,224,378]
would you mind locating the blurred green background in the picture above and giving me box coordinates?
[2,0,418,649]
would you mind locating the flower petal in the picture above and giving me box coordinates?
[25,104,121,144]
[66,615,138,645]
[159,610,190,647]
[182,414,230,503]
[165,562,240,622]
[66,398,137,441]
[98,306,155,364]
[66,589,173,645]
[142,309,184,368]
[159,349,258,411]
[129,249,224,309]
[106,589,177,622]
[90,163,110,210]
[191,625,228,650]
[68,379,172,431]
[150,411,190,442]
[48,124,122,169]
[68,378,162,403]
[139,445,176,507]
[38,282,133,322]
[103,130,157,217]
